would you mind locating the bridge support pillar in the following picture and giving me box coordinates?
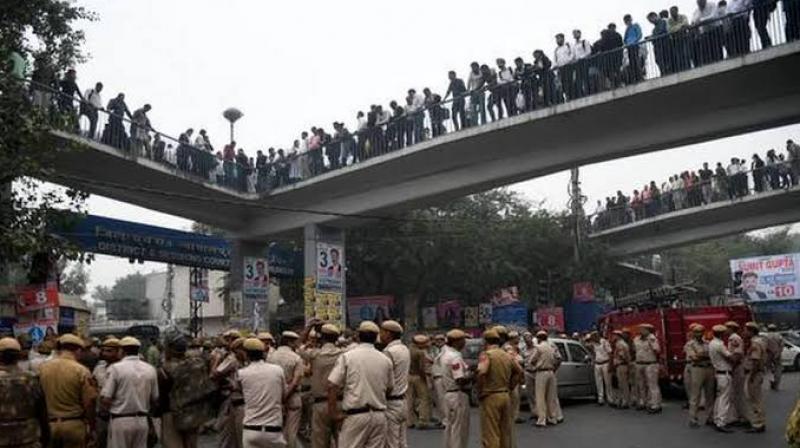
[229,239,270,331]
[303,224,346,328]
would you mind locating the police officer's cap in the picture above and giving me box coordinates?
[243,338,266,352]
[102,337,121,348]
[257,332,275,342]
[692,324,705,333]
[446,329,467,340]
[412,334,430,345]
[712,324,728,333]
[640,323,655,330]
[745,322,760,331]
[281,331,300,340]
[536,330,548,338]
[508,331,520,339]
[612,330,623,336]
[357,321,380,334]
[58,334,85,348]
[724,321,740,329]
[320,324,341,336]
[492,325,508,336]
[0,337,21,352]
[381,320,404,334]
[483,329,500,340]
[767,323,777,331]
[119,336,141,348]
[231,337,246,350]
[223,329,242,338]
[308,329,317,339]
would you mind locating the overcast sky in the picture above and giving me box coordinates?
[69,0,800,295]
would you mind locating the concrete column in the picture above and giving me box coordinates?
[303,224,346,328]
[229,239,270,331]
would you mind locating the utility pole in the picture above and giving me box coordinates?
[161,264,175,325]
[189,267,203,337]
[568,167,587,263]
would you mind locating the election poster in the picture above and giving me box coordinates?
[243,257,270,298]
[730,253,800,301]
[347,295,394,326]
[492,303,528,328]
[190,268,210,302]
[572,282,595,302]
[535,307,565,332]
[16,284,59,314]
[14,320,58,344]
[317,243,344,291]
[488,286,520,306]
[479,303,493,324]
[437,300,462,328]
[422,307,438,329]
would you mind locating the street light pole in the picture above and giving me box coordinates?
[222,107,243,144]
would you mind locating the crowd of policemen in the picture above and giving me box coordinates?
[0,318,787,448]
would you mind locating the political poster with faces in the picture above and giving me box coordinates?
[317,243,344,291]
[243,257,270,298]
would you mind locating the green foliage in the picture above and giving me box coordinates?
[345,189,614,306]
[58,261,88,296]
[0,1,95,269]
[104,272,149,320]
[660,227,800,294]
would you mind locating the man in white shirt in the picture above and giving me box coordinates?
[82,82,103,139]
[467,62,487,126]
[407,89,425,145]
[725,0,753,56]
[709,325,734,432]
[553,33,575,101]
[238,338,287,448]
[572,30,592,98]
[693,0,723,65]
[496,58,516,116]
[588,333,613,405]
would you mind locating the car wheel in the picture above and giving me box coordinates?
[794,355,800,372]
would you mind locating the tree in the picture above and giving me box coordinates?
[104,272,149,320]
[58,261,88,296]
[1,1,96,273]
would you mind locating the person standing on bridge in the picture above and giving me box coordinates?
[444,71,467,131]
[467,62,487,127]
[81,82,103,139]
[623,14,644,83]
[553,33,574,101]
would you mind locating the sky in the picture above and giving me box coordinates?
[65,0,800,295]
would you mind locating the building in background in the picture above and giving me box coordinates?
[144,267,227,335]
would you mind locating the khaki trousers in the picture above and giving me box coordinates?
[385,399,407,448]
[432,377,447,425]
[220,405,245,448]
[728,365,747,424]
[636,364,661,410]
[614,365,630,407]
[629,365,639,406]
[337,411,387,448]
[242,429,286,448]
[524,372,536,418]
[311,402,337,448]
[406,375,431,426]
[713,373,732,428]
[534,371,561,426]
[745,371,765,429]
[688,366,715,424]
[48,420,86,448]
[107,416,148,448]
[443,392,469,448]
[284,395,302,448]
[479,392,511,448]
[594,363,612,404]
[161,412,199,448]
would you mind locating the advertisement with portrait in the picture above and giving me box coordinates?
[243,257,270,298]
[346,295,394,327]
[535,307,565,332]
[437,300,462,328]
[422,307,438,330]
[730,253,800,302]
[464,306,479,327]
[488,286,520,306]
[317,243,344,291]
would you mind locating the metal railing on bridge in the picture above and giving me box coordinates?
[27,2,800,195]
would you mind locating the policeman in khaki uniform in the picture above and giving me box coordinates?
[237,338,287,448]
[267,331,304,448]
[439,330,470,448]
[214,336,246,448]
[684,324,715,427]
[633,324,661,413]
[528,331,562,428]
[327,321,394,448]
[39,334,98,448]
[0,337,50,448]
[93,337,121,448]
[477,328,522,447]
[709,325,735,433]
[587,332,612,406]
[743,322,768,433]
[298,321,345,448]
[407,335,433,429]
[610,330,631,409]
[379,321,410,448]
[764,324,784,390]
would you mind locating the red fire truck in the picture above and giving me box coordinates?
[599,288,753,385]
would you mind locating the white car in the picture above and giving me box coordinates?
[782,340,800,370]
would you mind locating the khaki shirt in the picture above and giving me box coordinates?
[300,343,344,399]
[709,338,733,372]
[479,346,520,397]
[613,339,631,365]
[237,360,285,427]
[267,346,304,407]
[100,355,159,415]
[439,346,468,392]
[215,352,243,401]
[745,336,768,372]
[327,343,393,411]
[39,352,98,418]
[633,334,660,363]
[685,339,711,366]
[409,346,427,377]
[766,332,784,359]
[383,340,410,397]
[528,342,560,372]
[590,339,612,364]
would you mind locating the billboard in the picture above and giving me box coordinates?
[346,295,393,327]
[730,253,800,302]
[437,300,462,328]
[317,243,344,291]
[243,257,269,298]
[488,286,520,306]
[16,285,59,314]
[535,307,565,332]
[492,303,528,328]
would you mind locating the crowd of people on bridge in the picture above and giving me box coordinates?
[23,0,799,195]
[592,138,800,231]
